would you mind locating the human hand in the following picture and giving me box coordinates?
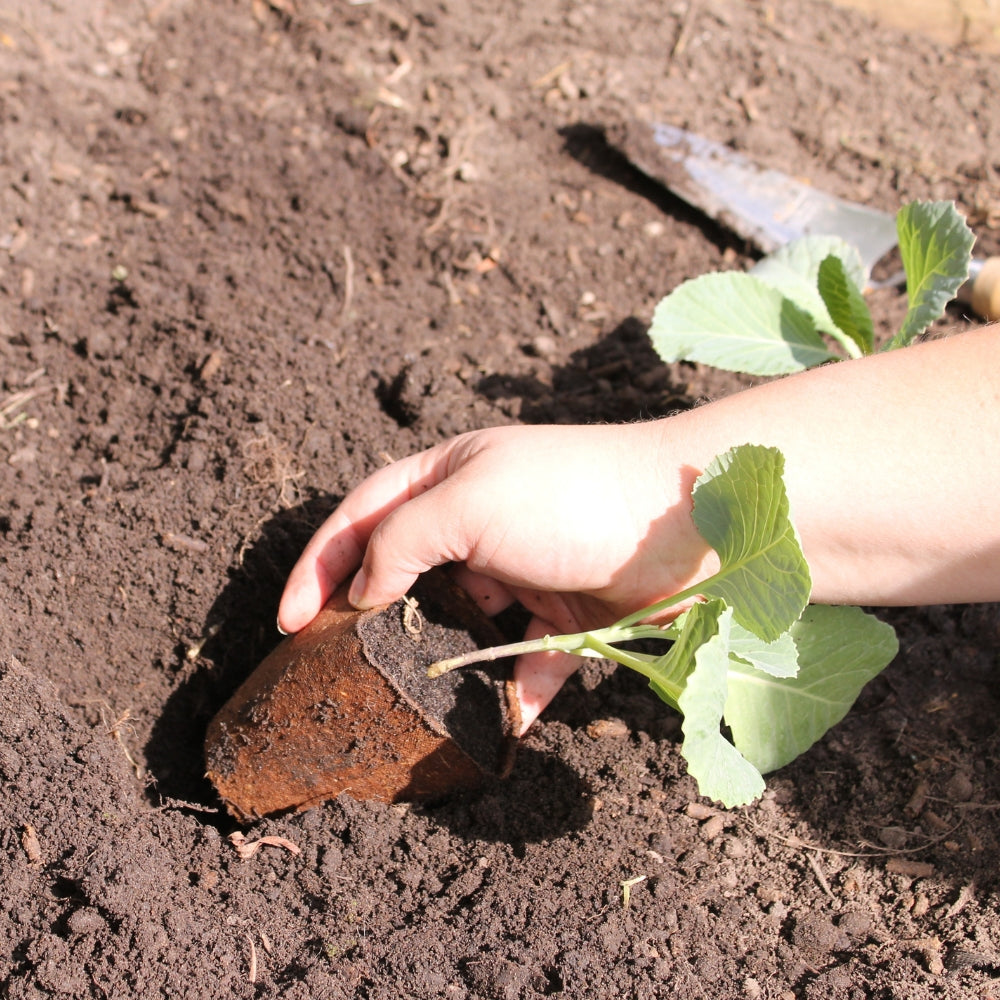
[277,422,717,732]
[282,325,1000,731]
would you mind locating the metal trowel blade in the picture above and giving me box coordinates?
[620,122,899,274]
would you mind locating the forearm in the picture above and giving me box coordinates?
[658,324,1000,607]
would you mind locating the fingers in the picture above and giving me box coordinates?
[348,476,476,608]
[447,565,517,617]
[277,446,453,633]
[511,615,581,735]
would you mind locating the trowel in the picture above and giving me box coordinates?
[615,121,1000,320]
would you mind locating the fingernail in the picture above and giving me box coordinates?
[348,568,369,609]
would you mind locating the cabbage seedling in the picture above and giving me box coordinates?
[430,443,897,807]
[648,200,975,376]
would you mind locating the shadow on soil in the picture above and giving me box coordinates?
[145,496,336,815]
[417,746,595,846]
[144,499,595,843]
[558,121,738,254]
[479,314,694,424]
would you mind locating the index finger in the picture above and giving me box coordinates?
[277,444,453,633]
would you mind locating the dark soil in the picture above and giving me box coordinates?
[2,1,1000,997]
[356,571,516,775]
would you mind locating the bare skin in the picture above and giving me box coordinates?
[279,324,1000,732]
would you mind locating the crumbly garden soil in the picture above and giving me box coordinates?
[2,1,1000,997]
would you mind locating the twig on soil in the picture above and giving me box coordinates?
[669,0,701,62]
[384,45,413,87]
[373,85,410,110]
[423,192,455,236]
[421,121,485,237]
[438,269,462,305]
[749,817,965,860]
[926,795,1000,811]
[531,61,571,89]
[856,818,965,855]
[98,704,144,780]
[228,831,302,861]
[806,852,836,901]
[246,934,258,984]
[0,383,63,430]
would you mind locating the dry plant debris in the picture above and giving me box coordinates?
[20,823,42,864]
[228,831,302,861]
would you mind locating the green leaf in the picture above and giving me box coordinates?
[642,608,706,713]
[817,254,875,356]
[692,445,811,642]
[752,235,867,352]
[675,602,766,807]
[728,622,799,678]
[887,200,975,349]
[723,605,898,775]
[649,271,837,376]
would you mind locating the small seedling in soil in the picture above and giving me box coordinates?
[204,569,519,820]
[621,874,647,909]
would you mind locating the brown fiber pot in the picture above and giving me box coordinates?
[204,571,519,821]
